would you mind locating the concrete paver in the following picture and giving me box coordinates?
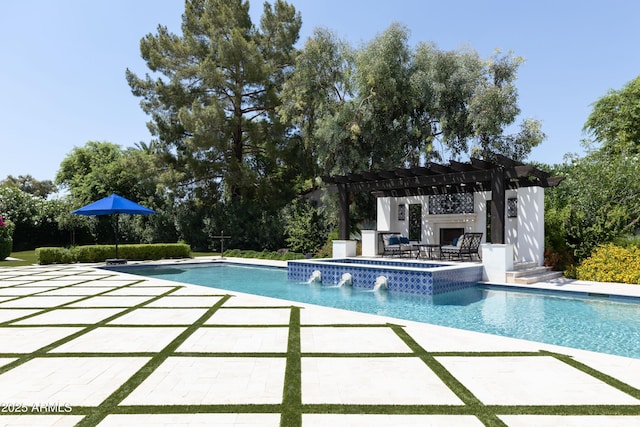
[178,326,290,353]
[300,326,413,353]
[121,356,287,405]
[0,357,150,406]
[14,308,125,325]
[302,414,486,426]
[301,356,464,405]
[437,355,639,405]
[51,326,186,353]
[206,307,292,325]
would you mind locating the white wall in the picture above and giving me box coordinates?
[377,197,392,231]
[517,186,544,265]
[376,186,546,265]
[377,195,429,238]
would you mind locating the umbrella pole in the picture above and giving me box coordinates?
[114,213,119,259]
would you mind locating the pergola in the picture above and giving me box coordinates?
[322,154,563,244]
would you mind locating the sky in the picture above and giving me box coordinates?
[1,0,639,182]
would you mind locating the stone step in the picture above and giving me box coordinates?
[506,264,564,284]
[506,266,552,279]
[513,261,538,271]
[511,270,564,285]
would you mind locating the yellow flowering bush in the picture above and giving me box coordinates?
[576,244,640,284]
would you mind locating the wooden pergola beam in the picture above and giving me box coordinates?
[323,156,562,243]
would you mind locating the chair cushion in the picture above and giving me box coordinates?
[456,235,464,247]
[399,237,410,244]
[451,237,458,246]
[388,236,399,245]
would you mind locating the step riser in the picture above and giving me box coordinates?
[506,266,553,280]
[507,272,563,285]
[513,261,537,270]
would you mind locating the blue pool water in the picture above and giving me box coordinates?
[115,263,640,359]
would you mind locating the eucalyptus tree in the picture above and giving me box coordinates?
[395,35,543,162]
[353,23,416,169]
[126,0,302,203]
[278,27,357,175]
[282,24,544,178]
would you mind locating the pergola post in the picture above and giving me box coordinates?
[337,184,350,240]
[490,168,505,244]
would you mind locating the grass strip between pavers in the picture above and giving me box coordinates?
[0,280,167,327]
[302,404,475,415]
[544,350,640,400]
[280,306,302,427]
[487,405,640,415]
[390,324,508,427]
[0,275,136,308]
[74,294,232,427]
[0,285,182,375]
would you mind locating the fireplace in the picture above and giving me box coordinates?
[440,228,464,245]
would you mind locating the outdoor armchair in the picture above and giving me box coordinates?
[440,232,483,261]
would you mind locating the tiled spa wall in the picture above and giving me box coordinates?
[287,260,482,296]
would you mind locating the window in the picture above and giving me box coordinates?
[428,193,474,214]
[507,198,517,218]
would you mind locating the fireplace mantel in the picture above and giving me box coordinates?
[424,213,477,224]
[424,213,478,244]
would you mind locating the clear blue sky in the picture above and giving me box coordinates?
[1,0,638,182]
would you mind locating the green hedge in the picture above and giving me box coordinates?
[223,248,306,261]
[36,243,191,265]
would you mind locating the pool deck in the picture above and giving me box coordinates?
[0,258,639,426]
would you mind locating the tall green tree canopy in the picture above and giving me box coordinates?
[0,175,56,198]
[126,0,302,202]
[55,141,159,207]
[545,75,640,264]
[583,75,640,153]
[280,24,544,175]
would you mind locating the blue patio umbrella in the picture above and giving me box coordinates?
[71,194,155,261]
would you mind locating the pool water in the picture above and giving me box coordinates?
[118,263,640,359]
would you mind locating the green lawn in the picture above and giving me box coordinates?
[0,250,39,267]
[191,251,220,257]
[0,250,220,268]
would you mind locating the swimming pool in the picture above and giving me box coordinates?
[112,263,640,359]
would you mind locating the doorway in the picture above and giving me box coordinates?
[408,204,422,241]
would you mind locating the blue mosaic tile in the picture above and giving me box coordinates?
[288,260,481,296]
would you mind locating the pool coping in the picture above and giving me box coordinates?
[111,255,640,300]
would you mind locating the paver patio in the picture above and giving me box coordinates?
[0,262,639,426]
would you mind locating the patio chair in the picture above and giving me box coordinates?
[440,232,483,261]
[380,233,417,257]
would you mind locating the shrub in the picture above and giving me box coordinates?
[544,247,575,276]
[576,244,640,284]
[282,198,329,254]
[222,248,305,261]
[36,243,191,264]
[36,247,76,264]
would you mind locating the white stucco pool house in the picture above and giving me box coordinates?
[323,154,563,282]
